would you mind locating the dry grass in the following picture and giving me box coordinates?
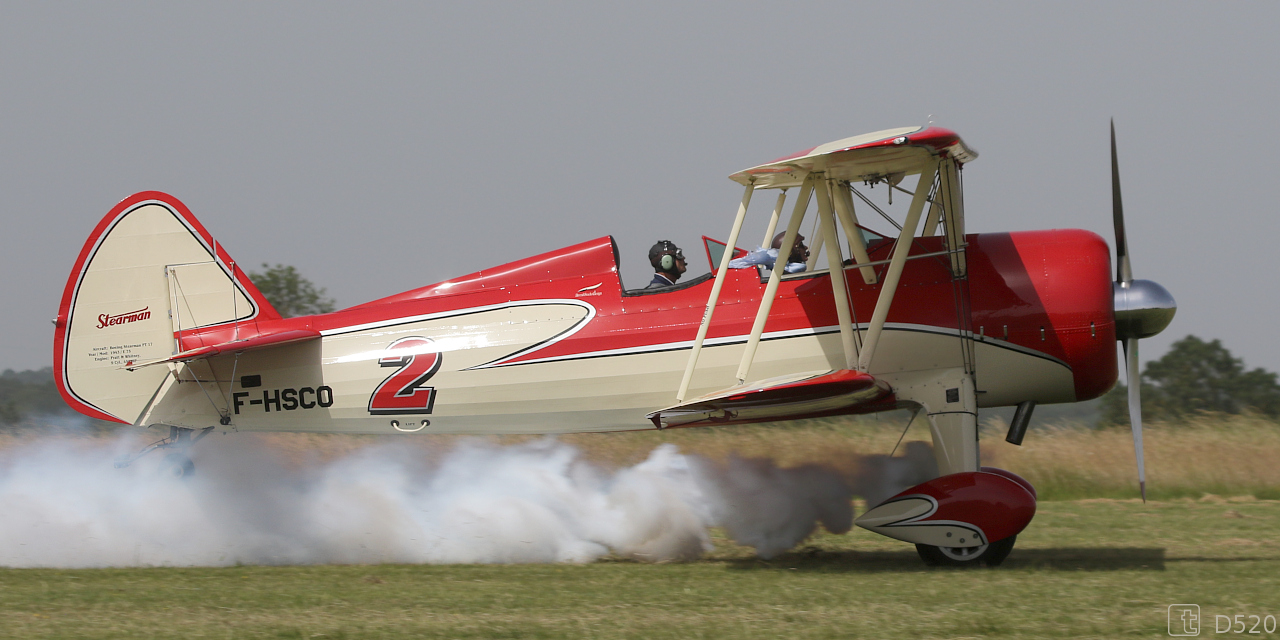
[3,411,1279,500]
[981,413,1280,499]
[554,412,1280,500]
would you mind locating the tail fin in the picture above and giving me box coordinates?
[54,192,280,424]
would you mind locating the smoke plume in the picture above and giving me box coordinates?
[0,431,934,567]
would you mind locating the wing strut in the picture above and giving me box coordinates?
[676,181,756,402]
[939,158,967,277]
[760,190,787,249]
[804,213,825,272]
[735,175,816,384]
[832,183,878,285]
[813,176,858,370]
[857,161,938,372]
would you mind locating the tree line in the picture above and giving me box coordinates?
[1100,335,1280,425]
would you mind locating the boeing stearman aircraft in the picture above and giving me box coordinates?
[54,123,1175,566]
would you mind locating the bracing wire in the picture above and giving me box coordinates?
[890,408,921,457]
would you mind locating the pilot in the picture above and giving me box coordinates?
[646,240,687,288]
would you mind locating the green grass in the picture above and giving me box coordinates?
[2,498,1277,639]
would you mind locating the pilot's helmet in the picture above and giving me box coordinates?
[649,240,685,272]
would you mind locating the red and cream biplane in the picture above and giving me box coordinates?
[54,124,1175,566]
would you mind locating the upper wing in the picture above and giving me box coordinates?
[729,126,977,189]
[646,369,893,429]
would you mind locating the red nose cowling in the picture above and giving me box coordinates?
[969,229,1118,402]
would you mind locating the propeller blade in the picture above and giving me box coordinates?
[1124,337,1147,502]
[1111,120,1133,284]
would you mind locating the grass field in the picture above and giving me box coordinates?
[1,415,1278,638]
[1,498,1276,639]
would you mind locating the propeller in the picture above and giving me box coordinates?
[1110,120,1177,502]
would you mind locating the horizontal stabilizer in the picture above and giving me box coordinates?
[646,369,891,429]
[124,329,321,370]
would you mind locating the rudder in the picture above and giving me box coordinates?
[54,192,279,424]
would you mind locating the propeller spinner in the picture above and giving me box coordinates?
[1110,120,1176,502]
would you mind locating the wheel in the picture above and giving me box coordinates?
[982,535,1017,566]
[916,535,1016,567]
[160,453,195,479]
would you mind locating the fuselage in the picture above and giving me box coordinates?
[150,229,1117,435]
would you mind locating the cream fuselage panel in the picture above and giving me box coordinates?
[859,327,1075,407]
[142,299,1073,434]
[145,308,846,434]
[148,303,581,432]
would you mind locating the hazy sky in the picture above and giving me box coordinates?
[3,2,1277,377]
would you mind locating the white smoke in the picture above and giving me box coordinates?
[0,432,931,568]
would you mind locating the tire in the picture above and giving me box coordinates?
[982,535,1017,566]
[916,535,1016,567]
[160,453,195,479]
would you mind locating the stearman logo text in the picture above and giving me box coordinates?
[97,307,151,329]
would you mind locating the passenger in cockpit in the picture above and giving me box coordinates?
[774,231,811,268]
[728,232,810,274]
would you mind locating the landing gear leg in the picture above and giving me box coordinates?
[877,369,1026,568]
[910,373,999,566]
[891,368,980,476]
[115,425,213,478]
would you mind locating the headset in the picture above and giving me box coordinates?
[649,240,684,274]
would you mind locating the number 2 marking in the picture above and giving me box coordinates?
[368,337,442,415]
